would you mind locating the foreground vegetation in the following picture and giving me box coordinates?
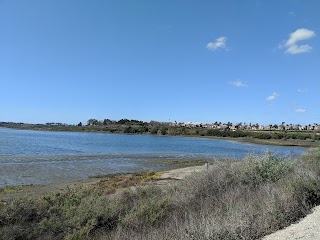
[1,149,320,239]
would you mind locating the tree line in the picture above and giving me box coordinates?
[79,118,320,141]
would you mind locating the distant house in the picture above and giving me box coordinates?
[263,125,271,130]
[218,125,228,130]
[291,125,299,130]
[230,126,237,131]
[306,125,313,131]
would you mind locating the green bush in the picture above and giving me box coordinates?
[119,186,171,230]
[0,197,48,239]
[159,127,168,135]
[38,189,117,238]
[241,152,293,185]
[252,132,272,139]
[297,134,311,140]
[150,128,158,134]
[206,129,221,136]
[272,132,285,139]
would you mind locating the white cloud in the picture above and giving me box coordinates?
[286,44,313,54]
[207,37,227,51]
[286,29,315,46]
[297,88,307,93]
[280,28,316,54]
[266,92,279,101]
[295,108,306,113]
[266,95,276,101]
[228,80,247,87]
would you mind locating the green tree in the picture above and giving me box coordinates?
[118,119,130,124]
[235,122,242,130]
[160,127,167,135]
[87,119,99,126]
[103,119,112,125]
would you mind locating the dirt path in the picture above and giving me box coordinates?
[153,165,206,185]
[263,206,320,240]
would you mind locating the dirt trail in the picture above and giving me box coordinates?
[153,165,206,185]
[263,205,320,240]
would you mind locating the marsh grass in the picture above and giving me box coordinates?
[91,171,160,194]
[1,149,320,240]
[0,185,34,194]
[153,159,209,166]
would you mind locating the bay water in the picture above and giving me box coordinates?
[0,127,304,187]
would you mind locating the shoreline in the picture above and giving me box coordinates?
[0,164,207,201]
[1,125,319,148]
[182,135,316,148]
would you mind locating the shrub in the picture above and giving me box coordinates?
[0,197,48,239]
[39,188,119,238]
[240,152,293,186]
[252,132,272,139]
[206,129,221,136]
[119,186,171,230]
[159,127,168,135]
[150,128,158,134]
[272,132,285,139]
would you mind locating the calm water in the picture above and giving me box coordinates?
[0,127,304,187]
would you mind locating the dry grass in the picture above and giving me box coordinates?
[1,149,320,240]
[90,171,160,194]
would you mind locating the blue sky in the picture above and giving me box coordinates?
[0,0,319,125]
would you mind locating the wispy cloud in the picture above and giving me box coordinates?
[266,92,279,101]
[295,108,306,113]
[288,11,296,17]
[228,80,247,87]
[297,88,307,93]
[280,28,316,54]
[207,37,227,51]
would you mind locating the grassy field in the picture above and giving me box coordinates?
[1,148,320,239]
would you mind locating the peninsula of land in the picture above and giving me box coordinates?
[1,119,320,147]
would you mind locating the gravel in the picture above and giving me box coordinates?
[263,205,320,240]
